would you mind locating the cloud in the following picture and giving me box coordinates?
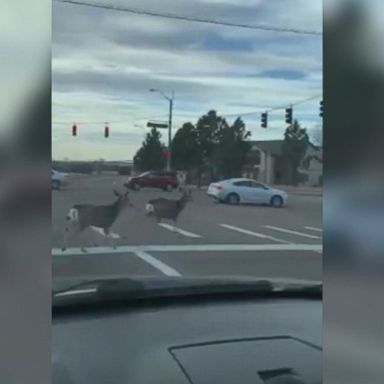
[258,69,307,80]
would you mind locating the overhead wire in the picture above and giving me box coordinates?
[55,0,322,36]
[221,94,322,118]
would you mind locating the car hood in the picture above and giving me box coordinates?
[53,275,321,307]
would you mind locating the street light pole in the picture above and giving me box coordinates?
[167,93,174,171]
[149,88,174,171]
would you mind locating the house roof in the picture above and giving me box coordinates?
[250,140,283,156]
[250,139,321,157]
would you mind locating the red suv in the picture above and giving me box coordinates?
[125,171,178,191]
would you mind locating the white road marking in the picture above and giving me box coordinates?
[90,226,121,239]
[220,224,291,244]
[52,243,322,255]
[158,223,202,238]
[304,226,323,232]
[264,225,321,239]
[134,250,182,277]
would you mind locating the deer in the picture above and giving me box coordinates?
[62,190,132,252]
[145,188,192,225]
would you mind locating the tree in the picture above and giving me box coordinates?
[195,110,224,182]
[282,120,310,185]
[133,128,165,171]
[214,117,251,179]
[171,122,200,171]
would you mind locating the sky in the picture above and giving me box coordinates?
[52,0,323,161]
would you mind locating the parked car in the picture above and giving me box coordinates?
[52,169,68,190]
[125,171,178,191]
[207,178,288,207]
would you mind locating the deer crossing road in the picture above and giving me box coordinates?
[52,175,322,281]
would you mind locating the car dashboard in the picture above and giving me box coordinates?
[53,291,321,384]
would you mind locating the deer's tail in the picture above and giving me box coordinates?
[66,208,79,222]
[145,203,155,216]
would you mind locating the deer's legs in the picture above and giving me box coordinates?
[62,225,76,251]
[62,225,86,252]
[103,228,117,249]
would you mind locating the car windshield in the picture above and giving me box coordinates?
[52,0,322,295]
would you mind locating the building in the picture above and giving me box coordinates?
[243,140,322,186]
[243,140,285,185]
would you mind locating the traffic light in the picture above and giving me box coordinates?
[285,107,293,124]
[319,100,323,118]
[72,124,77,136]
[261,112,268,128]
[104,125,109,138]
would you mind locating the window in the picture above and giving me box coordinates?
[249,181,266,189]
[233,180,252,187]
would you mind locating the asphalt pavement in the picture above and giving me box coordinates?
[52,174,322,281]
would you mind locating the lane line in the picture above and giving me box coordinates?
[264,225,321,239]
[304,226,323,233]
[158,223,202,238]
[52,243,322,256]
[134,250,182,277]
[220,224,291,244]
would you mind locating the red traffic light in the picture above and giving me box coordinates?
[162,148,170,158]
[72,124,77,136]
[104,125,109,138]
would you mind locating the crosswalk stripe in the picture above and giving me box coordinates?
[134,250,182,277]
[158,223,202,238]
[220,224,291,244]
[264,225,321,239]
[52,243,322,255]
[304,226,323,233]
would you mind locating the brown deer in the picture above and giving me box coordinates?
[146,188,192,224]
[62,190,132,252]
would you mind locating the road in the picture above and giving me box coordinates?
[52,174,322,281]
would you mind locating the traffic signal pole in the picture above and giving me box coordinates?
[149,88,174,171]
[167,96,173,171]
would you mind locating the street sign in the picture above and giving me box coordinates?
[147,121,168,129]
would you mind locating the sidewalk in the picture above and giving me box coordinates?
[272,185,322,196]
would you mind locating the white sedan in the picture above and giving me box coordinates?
[207,178,288,207]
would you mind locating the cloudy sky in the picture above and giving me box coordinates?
[52,0,322,161]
